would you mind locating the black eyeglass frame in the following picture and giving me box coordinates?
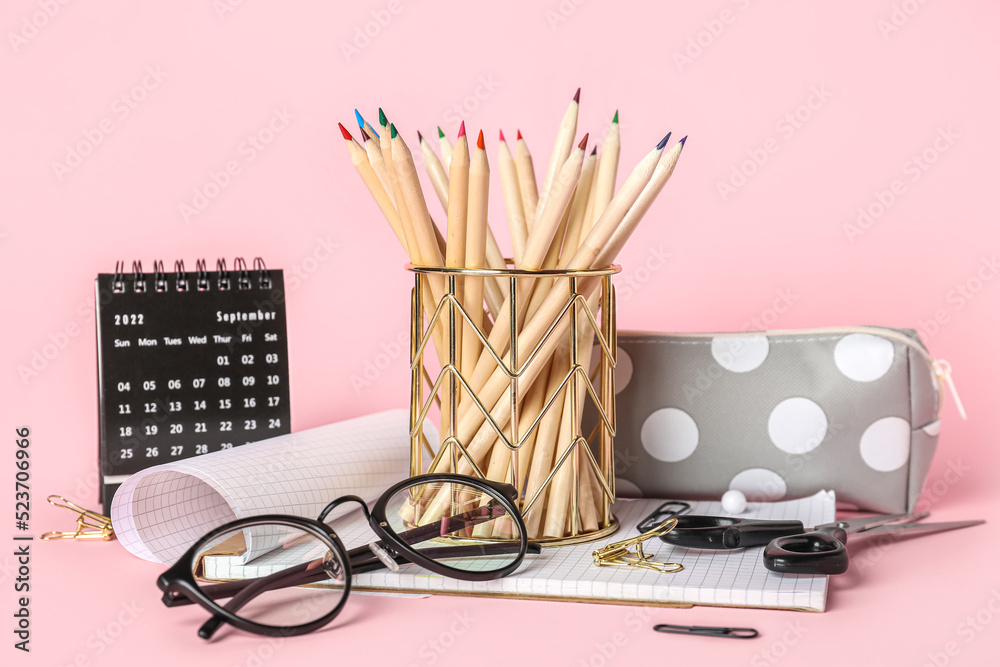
[156,473,534,639]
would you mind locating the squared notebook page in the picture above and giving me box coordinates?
[344,491,835,612]
[199,491,835,612]
[111,409,419,564]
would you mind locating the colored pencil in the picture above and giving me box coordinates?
[462,130,490,377]
[438,126,454,171]
[498,129,528,265]
[514,130,539,229]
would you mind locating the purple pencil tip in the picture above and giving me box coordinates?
[679,136,687,146]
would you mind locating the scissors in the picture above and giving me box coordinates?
[659,512,984,575]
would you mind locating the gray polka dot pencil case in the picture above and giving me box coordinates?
[600,327,960,513]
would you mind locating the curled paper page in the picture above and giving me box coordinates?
[110,409,428,565]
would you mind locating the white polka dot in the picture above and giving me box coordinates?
[860,417,911,472]
[835,334,895,382]
[614,478,643,498]
[711,336,770,373]
[590,345,633,394]
[729,468,787,501]
[768,397,828,454]
[640,408,699,462]
[922,420,941,437]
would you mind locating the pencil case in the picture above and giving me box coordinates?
[598,326,961,513]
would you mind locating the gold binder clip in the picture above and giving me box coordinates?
[592,518,683,573]
[40,495,115,541]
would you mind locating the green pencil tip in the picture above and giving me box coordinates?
[437,126,445,138]
[612,110,618,124]
[390,123,398,139]
[378,108,388,127]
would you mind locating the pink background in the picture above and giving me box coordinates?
[3,1,999,664]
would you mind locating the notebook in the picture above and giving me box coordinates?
[96,257,291,514]
[111,410,835,612]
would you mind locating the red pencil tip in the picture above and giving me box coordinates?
[338,122,353,140]
[457,121,466,138]
[499,129,506,143]
[577,133,589,150]
[360,127,370,142]
[572,87,580,103]
[516,129,523,141]
[476,130,485,150]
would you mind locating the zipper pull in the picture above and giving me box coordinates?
[933,359,967,420]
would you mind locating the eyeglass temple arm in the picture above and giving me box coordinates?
[196,561,333,639]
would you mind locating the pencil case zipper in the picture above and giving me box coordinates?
[625,325,965,420]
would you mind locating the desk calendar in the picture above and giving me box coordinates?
[95,258,291,513]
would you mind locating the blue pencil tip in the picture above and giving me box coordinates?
[656,132,672,150]
[679,135,687,146]
[355,109,378,137]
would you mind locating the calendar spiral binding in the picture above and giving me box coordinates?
[110,257,272,294]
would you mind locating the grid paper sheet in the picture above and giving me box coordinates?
[338,491,835,612]
[111,409,419,565]
[201,491,836,612]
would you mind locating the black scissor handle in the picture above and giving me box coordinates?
[660,516,805,549]
[763,530,849,575]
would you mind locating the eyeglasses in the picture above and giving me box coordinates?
[156,474,540,639]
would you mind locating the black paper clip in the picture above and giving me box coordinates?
[653,624,759,639]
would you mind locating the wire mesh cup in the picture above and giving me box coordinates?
[407,262,621,545]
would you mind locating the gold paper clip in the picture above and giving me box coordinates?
[40,495,115,541]
[592,518,683,573]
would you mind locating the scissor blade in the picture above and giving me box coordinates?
[816,512,924,534]
[861,519,984,538]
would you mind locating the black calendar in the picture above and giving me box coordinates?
[95,258,292,513]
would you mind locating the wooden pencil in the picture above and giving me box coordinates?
[462,130,490,378]
[593,110,620,220]
[354,109,381,143]
[498,129,528,265]
[445,122,470,378]
[420,128,508,319]
[360,127,396,208]
[514,130,539,230]
[539,88,580,203]
[339,123,407,251]
[438,126,454,171]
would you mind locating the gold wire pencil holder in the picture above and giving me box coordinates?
[408,262,621,546]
